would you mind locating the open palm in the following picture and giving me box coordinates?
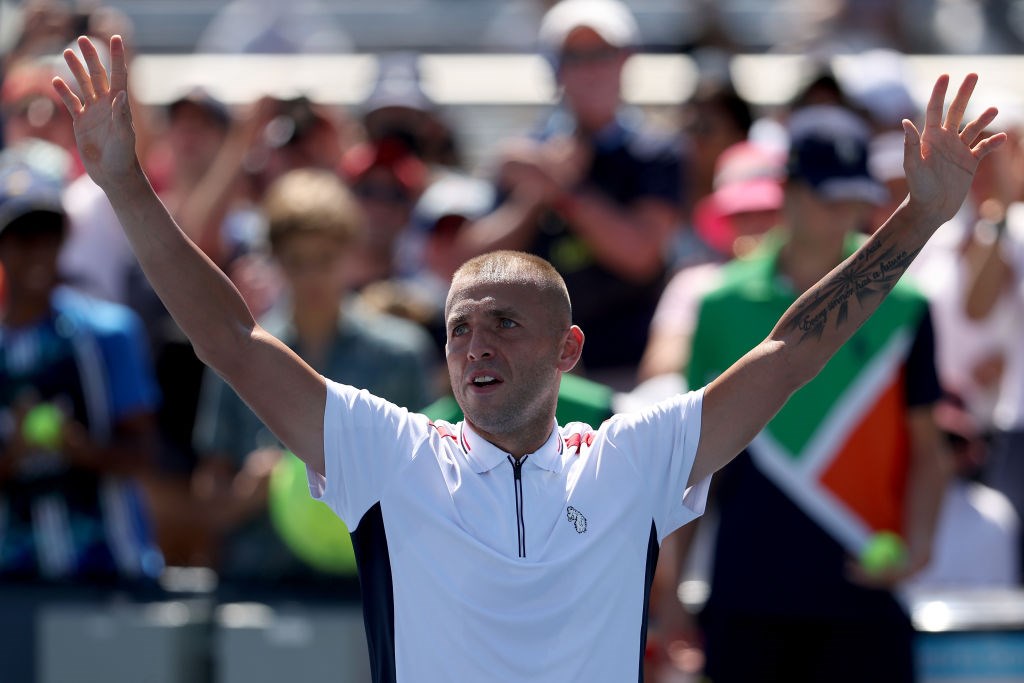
[53,35,138,190]
[903,73,1005,226]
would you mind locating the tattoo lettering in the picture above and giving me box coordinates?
[786,236,921,342]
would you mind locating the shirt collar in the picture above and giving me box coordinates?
[460,421,565,474]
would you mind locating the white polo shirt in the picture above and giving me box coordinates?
[308,379,710,683]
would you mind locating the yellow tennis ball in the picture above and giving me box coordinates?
[859,531,908,575]
[268,451,357,575]
[22,403,63,450]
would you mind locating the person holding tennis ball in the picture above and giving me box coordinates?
[674,103,963,682]
[55,23,1004,683]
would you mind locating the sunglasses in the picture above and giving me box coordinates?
[558,47,622,68]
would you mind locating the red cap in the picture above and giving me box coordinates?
[695,142,784,255]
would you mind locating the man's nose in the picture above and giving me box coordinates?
[466,330,494,361]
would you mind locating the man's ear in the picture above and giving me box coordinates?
[557,325,585,372]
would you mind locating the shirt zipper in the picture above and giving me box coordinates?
[508,455,527,558]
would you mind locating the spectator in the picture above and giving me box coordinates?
[0,142,162,582]
[674,105,950,682]
[639,140,784,382]
[191,168,436,595]
[679,78,754,232]
[0,146,163,680]
[1,55,77,168]
[340,137,428,289]
[904,395,1020,590]
[909,101,1024,575]
[249,95,347,192]
[458,0,684,390]
[359,170,496,395]
[361,52,464,170]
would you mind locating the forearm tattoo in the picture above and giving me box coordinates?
[784,236,922,342]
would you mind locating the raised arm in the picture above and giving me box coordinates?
[53,36,328,475]
[689,73,1006,486]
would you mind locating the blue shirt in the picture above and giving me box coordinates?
[0,288,162,581]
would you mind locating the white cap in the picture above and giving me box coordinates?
[538,0,640,51]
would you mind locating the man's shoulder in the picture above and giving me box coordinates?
[346,302,435,356]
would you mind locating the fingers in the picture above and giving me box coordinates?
[61,35,126,103]
[79,35,110,96]
[924,74,949,131]
[63,44,96,101]
[960,105,999,146]
[943,72,978,131]
[902,118,922,170]
[972,131,1008,160]
[52,77,83,115]
[109,35,128,95]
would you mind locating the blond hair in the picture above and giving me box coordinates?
[264,168,364,252]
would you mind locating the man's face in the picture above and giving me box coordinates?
[557,27,625,131]
[353,167,415,254]
[787,184,873,238]
[0,216,64,301]
[274,232,351,311]
[445,276,579,442]
[167,104,227,177]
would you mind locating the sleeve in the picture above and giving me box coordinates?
[306,379,432,529]
[905,306,943,408]
[97,309,160,420]
[607,388,711,541]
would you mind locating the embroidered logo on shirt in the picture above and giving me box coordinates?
[566,506,587,533]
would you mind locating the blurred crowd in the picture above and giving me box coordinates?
[1,0,1024,681]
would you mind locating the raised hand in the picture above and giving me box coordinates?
[52,35,139,190]
[903,73,1006,226]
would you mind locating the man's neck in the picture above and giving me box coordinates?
[468,419,554,462]
[777,232,847,294]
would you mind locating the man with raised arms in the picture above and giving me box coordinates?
[54,35,1004,683]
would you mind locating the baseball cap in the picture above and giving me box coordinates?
[168,87,231,129]
[0,141,68,238]
[694,141,785,254]
[538,0,640,52]
[412,172,495,235]
[786,105,888,205]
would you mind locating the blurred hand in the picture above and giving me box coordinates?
[972,351,1006,388]
[845,546,930,589]
[232,446,284,503]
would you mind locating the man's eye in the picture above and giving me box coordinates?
[499,318,517,329]
[452,324,468,337]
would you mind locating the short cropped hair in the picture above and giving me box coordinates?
[264,168,364,252]
[450,250,572,327]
